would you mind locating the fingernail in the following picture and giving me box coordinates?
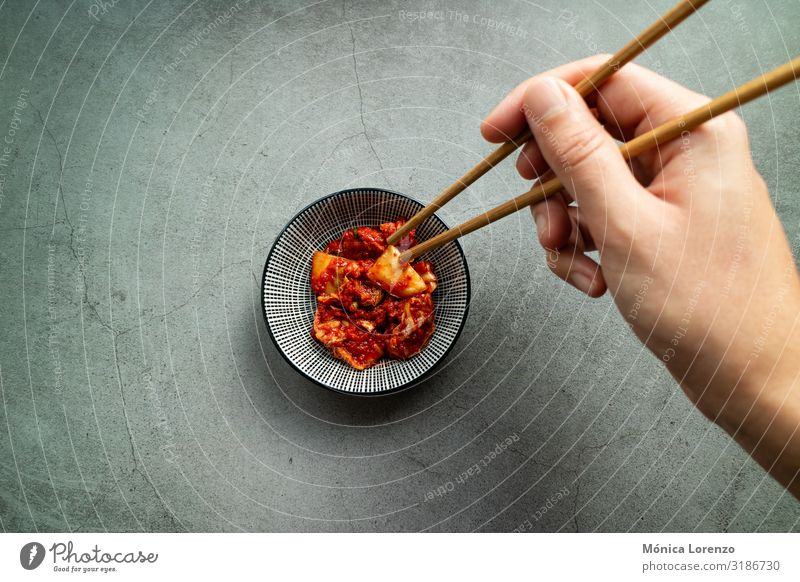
[569,271,593,293]
[535,214,547,237]
[528,77,569,119]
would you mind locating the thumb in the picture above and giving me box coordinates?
[522,76,644,227]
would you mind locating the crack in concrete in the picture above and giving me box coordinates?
[573,430,649,467]
[62,215,119,335]
[122,258,251,335]
[401,452,446,478]
[32,103,68,225]
[33,107,119,337]
[60,224,249,338]
[111,340,183,531]
[571,478,581,532]
[196,56,235,142]
[344,5,384,174]
[112,341,138,470]
[559,430,651,531]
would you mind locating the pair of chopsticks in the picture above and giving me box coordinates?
[389,0,799,262]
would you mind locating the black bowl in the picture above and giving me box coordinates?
[261,188,471,395]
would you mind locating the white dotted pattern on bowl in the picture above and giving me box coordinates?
[262,189,470,394]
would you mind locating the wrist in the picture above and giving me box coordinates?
[688,308,800,496]
[691,312,800,422]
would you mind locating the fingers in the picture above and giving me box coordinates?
[545,245,607,298]
[521,76,646,228]
[566,206,597,252]
[530,194,571,250]
[516,140,548,180]
[590,63,750,198]
[517,107,603,181]
[531,198,604,297]
[480,56,703,146]
[480,54,610,143]
[591,63,711,142]
[485,59,733,186]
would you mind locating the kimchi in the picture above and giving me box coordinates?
[310,218,437,370]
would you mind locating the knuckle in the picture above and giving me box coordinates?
[591,53,613,66]
[701,111,747,141]
[556,124,607,172]
[611,215,636,242]
[721,111,747,134]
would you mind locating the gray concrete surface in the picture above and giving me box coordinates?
[1,0,799,532]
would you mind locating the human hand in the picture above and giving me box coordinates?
[482,55,800,496]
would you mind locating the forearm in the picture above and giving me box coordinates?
[683,311,800,498]
[714,364,800,498]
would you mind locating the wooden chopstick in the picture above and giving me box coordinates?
[401,55,800,262]
[386,0,710,245]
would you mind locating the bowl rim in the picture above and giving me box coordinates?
[260,187,471,397]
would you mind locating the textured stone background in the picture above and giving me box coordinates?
[1,0,798,532]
